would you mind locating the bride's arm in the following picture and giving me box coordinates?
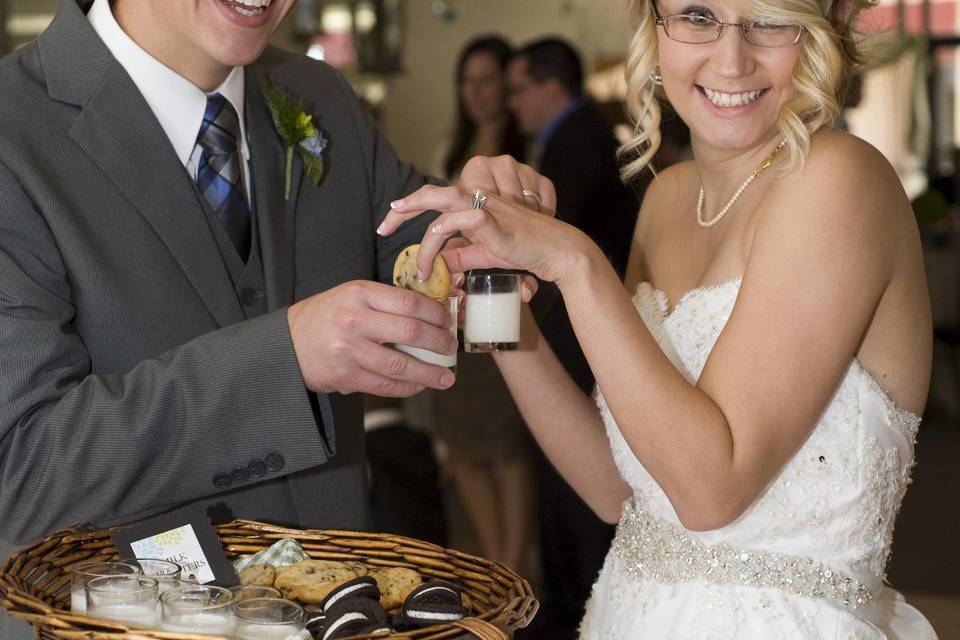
[492,305,631,524]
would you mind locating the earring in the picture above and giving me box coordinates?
[650,66,663,86]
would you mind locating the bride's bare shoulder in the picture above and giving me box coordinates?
[775,130,913,230]
[786,131,902,197]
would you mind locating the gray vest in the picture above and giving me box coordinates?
[194,179,268,319]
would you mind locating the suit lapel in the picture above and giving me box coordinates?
[41,0,243,327]
[246,67,302,309]
[68,66,245,327]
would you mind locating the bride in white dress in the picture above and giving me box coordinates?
[381,0,937,636]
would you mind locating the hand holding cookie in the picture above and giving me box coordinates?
[287,279,458,397]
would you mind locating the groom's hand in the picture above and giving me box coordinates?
[287,281,457,397]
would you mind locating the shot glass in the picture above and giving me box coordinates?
[70,560,141,614]
[464,270,522,352]
[118,558,183,593]
[233,597,306,640]
[85,574,159,629]
[229,584,283,603]
[158,585,236,635]
[395,294,459,371]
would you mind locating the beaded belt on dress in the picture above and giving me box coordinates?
[612,500,874,610]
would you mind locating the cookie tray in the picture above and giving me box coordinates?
[0,519,538,640]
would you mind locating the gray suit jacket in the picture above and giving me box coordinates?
[0,2,432,635]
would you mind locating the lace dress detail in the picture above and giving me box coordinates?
[580,279,935,639]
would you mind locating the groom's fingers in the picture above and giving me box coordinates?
[362,283,453,330]
[354,343,456,392]
[358,304,458,355]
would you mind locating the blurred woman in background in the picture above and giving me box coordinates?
[428,35,535,575]
[435,35,527,179]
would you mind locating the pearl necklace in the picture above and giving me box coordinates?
[697,139,787,228]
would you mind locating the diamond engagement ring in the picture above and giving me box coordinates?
[521,190,541,209]
[472,189,488,210]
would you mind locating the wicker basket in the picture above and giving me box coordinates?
[0,520,539,640]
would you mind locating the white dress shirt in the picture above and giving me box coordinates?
[87,0,252,201]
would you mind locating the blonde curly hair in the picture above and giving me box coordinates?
[619,0,873,182]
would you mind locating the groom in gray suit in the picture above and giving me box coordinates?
[0,0,549,637]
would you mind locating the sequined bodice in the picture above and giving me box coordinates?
[596,277,920,581]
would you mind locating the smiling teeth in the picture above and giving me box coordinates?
[228,0,270,15]
[703,87,763,107]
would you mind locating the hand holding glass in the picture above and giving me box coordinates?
[394,294,459,370]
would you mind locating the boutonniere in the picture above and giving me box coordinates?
[262,79,328,200]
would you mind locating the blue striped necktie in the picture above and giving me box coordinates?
[195,93,251,262]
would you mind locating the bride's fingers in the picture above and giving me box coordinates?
[393,185,470,214]
[416,208,490,278]
[440,243,519,274]
[482,156,526,204]
[534,174,558,217]
[520,274,539,302]
[379,185,464,236]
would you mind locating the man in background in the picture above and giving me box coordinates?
[506,37,640,640]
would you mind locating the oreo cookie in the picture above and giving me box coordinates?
[319,576,381,612]
[326,596,388,627]
[400,581,467,626]
[316,594,391,639]
[321,610,376,640]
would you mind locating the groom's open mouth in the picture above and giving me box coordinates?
[219,0,272,18]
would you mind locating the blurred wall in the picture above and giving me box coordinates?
[380,0,634,174]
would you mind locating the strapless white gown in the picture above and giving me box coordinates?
[579,278,937,639]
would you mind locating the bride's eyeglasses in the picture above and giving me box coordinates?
[655,11,805,47]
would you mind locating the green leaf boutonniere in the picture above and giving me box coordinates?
[262,79,329,200]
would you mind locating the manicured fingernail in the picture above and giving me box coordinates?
[416,270,424,283]
[376,223,386,235]
[431,223,443,234]
[391,199,405,209]
[440,372,455,388]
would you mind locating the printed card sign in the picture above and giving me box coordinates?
[129,524,215,584]
[111,503,238,587]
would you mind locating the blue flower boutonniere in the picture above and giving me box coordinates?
[262,79,328,200]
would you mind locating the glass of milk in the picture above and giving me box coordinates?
[119,558,184,593]
[70,561,141,614]
[395,294,459,372]
[229,584,282,603]
[233,597,306,640]
[85,575,159,629]
[158,585,236,635]
[464,270,522,352]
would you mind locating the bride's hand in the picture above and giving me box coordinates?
[379,185,589,287]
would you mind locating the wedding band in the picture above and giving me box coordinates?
[521,190,541,208]
[472,189,488,210]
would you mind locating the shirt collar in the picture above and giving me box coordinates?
[538,97,587,148]
[87,0,249,168]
